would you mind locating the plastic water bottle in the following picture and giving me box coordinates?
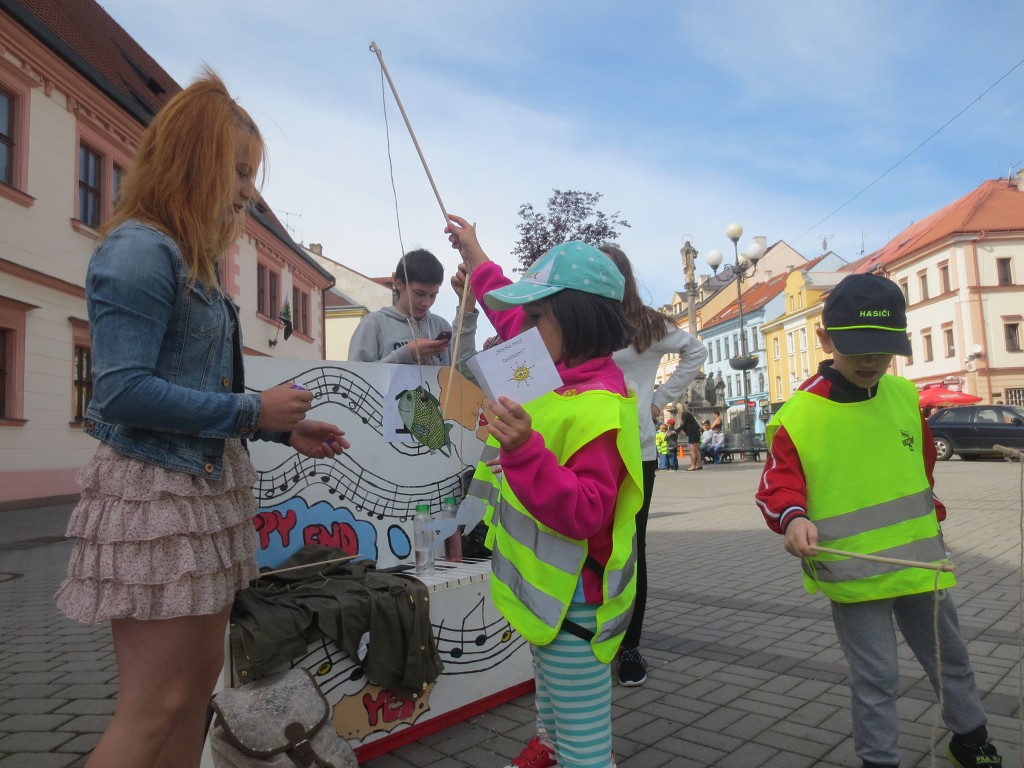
[413,504,435,576]
[442,497,463,562]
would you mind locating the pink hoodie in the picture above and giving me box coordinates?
[472,261,628,603]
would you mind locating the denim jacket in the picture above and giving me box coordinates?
[83,221,285,478]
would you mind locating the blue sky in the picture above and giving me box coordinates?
[101,1,1024,322]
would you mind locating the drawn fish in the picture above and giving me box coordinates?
[396,386,453,457]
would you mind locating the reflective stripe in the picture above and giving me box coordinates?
[491,541,566,628]
[604,532,637,598]
[467,476,500,507]
[813,535,949,582]
[495,498,585,574]
[596,607,631,642]
[815,489,935,542]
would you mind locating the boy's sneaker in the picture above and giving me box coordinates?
[617,647,649,686]
[503,736,555,768]
[947,739,1002,767]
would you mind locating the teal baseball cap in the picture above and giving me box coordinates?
[483,241,626,310]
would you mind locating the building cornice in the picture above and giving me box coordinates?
[0,257,85,299]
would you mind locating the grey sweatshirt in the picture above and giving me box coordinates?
[347,305,478,367]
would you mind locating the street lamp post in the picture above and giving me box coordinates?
[705,222,765,435]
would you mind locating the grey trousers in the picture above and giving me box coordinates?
[831,591,987,766]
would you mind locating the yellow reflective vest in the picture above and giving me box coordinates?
[766,375,955,602]
[468,389,643,662]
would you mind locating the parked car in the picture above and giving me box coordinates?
[926,404,1024,461]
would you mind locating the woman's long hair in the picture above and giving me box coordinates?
[599,244,672,354]
[104,66,266,291]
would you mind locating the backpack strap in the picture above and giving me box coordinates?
[283,722,334,768]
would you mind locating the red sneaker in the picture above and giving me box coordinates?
[503,736,556,768]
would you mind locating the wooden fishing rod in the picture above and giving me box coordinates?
[811,545,956,573]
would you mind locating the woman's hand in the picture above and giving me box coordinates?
[487,396,532,452]
[289,419,350,459]
[445,215,488,269]
[259,382,313,432]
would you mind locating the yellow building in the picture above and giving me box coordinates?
[761,270,845,408]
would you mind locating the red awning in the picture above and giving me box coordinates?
[918,387,982,408]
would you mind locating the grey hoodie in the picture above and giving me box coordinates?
[347,305,478,367]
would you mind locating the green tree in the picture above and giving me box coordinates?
[512,190,630,269]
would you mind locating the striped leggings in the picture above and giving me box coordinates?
[533,603,614,768]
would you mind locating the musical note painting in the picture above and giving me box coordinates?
[245,359,491,569]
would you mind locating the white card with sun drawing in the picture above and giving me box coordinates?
[467,326,563,405]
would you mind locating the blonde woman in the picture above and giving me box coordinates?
[56,69,348,768]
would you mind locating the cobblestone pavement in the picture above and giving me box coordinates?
[2,458,1022,768]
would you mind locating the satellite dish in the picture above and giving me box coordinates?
[971,343,983,355]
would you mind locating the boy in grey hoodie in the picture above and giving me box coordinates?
[348,249,477,366]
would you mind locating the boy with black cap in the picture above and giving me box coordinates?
[755,273,1000,768]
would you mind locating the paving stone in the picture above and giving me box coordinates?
[717,742,780,768]
[7,463,1024,768]
[0,713,73,732]
[0,731,75,752]
[0,699,68,715]
[0,754,80,768]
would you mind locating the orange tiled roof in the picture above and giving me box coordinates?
[851,177,1024,274]
[703,271,788,327]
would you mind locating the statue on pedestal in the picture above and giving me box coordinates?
[704,371,718,406]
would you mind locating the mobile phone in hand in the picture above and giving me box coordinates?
[435,331,452,341]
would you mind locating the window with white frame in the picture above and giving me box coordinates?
[997,258,1013,286]
[943,327,955,358]
[1006,320,1022,353]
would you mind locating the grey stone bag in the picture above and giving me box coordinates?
[209,667,357,768]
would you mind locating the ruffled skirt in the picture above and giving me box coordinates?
[55,439,260,624]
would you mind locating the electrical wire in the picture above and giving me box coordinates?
[792,54,1024,246]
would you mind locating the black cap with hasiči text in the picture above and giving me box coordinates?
[822,273,913,357]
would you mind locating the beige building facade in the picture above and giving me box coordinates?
[0,2,334,507]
